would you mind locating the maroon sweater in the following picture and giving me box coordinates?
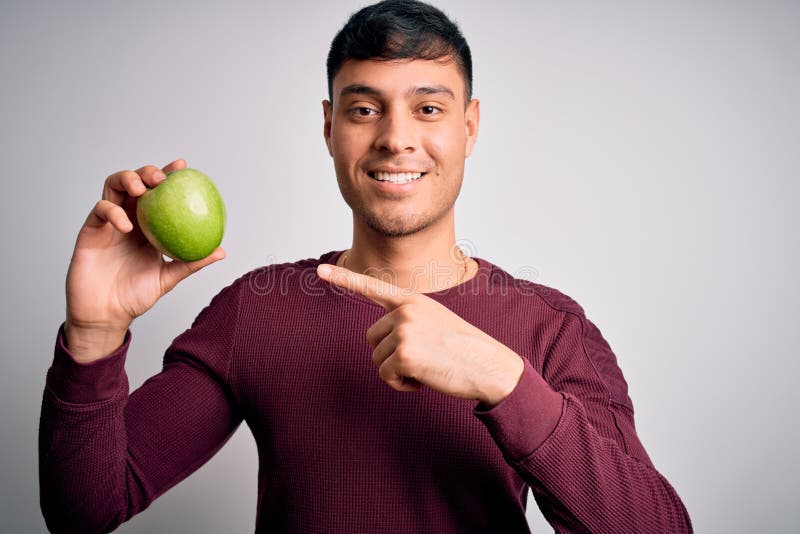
[39,250,692,533]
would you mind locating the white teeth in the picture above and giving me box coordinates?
[374,171,423,184]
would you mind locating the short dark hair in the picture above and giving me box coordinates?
[326,0,473,102]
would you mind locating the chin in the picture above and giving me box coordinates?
[361,208,445,238]
[368,224,421,238]
[365,217,424,237]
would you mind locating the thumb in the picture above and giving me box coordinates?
[160,247,226,293]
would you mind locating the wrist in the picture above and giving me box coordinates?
[479,348,525,407]
[64,319,128,364]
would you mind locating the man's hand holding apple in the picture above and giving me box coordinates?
[64,159,225,364]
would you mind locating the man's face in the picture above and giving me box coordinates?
[323,57,480,238]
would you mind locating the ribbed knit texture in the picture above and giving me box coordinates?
[39,250,692,533]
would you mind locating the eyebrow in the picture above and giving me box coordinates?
[339,83,456,100]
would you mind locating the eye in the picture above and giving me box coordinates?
[418,105,443,117]
[349,106,379,117]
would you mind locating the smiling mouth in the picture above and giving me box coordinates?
[368,171,426,184]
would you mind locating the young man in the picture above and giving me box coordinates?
[39,1,692,532]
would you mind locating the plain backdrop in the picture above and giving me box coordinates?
[2,0,798,532]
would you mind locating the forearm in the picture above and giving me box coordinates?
[521,396,691,533]
[39,323,243,533]
[38,327,134,533]
[477,361,692,533]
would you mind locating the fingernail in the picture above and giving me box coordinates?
[154,171,166,181]
[317,264,333,276]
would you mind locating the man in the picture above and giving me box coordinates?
[39,1,692,532]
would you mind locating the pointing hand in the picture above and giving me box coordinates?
[317,263,524,406]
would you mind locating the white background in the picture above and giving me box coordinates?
[1,1,798,532]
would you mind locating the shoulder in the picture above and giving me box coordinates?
[208,250,341,309]
[237,251,335,298]
[243,253,329,279]
[483,260,633,406]
[482,259,589,319]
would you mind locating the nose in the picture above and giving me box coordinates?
[373,110,417,154]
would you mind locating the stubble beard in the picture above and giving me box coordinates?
[335,163,463,238]
[340,181,460,238]
[360,205,437,238]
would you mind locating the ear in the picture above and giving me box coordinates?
[322,100,333,157]
[464,98,480,158]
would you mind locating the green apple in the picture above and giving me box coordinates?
[136,168,226,262]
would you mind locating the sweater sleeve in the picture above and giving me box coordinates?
[475,311,692,533]
[38,281,244,534]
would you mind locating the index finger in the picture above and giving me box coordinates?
[101,158,187,205]
[317,263,409,310]
[103,170,146,205]
[162,158,186,173]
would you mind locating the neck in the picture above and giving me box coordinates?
[339,212,475,294]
